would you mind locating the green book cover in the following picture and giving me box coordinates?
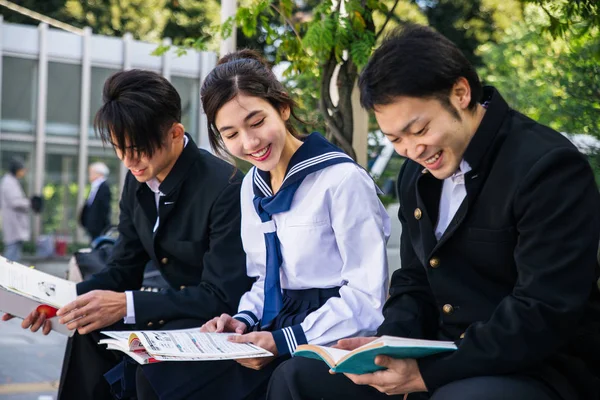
[294,336,457,374]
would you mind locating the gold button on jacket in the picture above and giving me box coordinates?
[161,257,169,265]
[429,257,440,268]
[442,304,454,315]
[147,322,154,327]
[414,208,422,220]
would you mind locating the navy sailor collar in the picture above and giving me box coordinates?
[252,132,353,197]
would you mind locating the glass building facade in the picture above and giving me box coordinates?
[0,18,216,244]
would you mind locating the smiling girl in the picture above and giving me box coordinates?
[137,50,390,399]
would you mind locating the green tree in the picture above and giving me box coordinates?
[478,4,600,135]
[226,0,427,158]
[416,0,496,66]
[521,0,599,39]
[162,0,220,47]
[0,0,70,25]
[1,0,220,43]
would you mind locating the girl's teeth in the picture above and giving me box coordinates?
[252,146,268,157]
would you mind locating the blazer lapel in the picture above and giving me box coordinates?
[428,88,509,254]
[414,171,442,262]
[136,185,158,229]
[153,189,182,240]
[432,170,485,253]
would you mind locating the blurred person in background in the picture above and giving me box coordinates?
[79,162,112,241]
[0,157,30,262]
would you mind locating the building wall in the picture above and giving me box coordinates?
[0,18,217,245]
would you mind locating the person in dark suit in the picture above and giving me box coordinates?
[267,24,600,400]
[4,69,251,399]
[79,162,112,240]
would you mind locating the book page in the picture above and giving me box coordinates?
[376,336,457,349]
[129,328,273,358]
[0,256,76,308]
[315,346,350,364]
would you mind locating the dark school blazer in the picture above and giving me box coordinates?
[77,134,252,330]
[80,180,111,240]
[379,87,600,399]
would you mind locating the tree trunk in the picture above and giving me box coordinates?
[319,52,358,160]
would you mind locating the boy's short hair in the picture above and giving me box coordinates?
[359,24,482,113]
[94,69,182,158]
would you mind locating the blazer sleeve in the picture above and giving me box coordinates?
[131,179,250,326]
[376,163,439,339]
[77,175,149,295]
[418,148,600,391]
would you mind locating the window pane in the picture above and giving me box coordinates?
[1,56,37,134]
[89,67,120,137]
[47,62,81,136]
[42,152,78,238]
[171,76,199,140]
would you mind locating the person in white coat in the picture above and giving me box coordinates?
[0,157,30,262]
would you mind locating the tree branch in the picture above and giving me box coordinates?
[375,0,401,40]
[269,3,304,50]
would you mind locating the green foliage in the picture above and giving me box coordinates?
[521,0,600,39]
[41,182,78,238]
[478,4,600,136]
[224,0,416,156]
[2,0,221,46]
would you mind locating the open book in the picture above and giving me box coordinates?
[99,328,274,365]
[294,336,457,374]
[0,256,77,336]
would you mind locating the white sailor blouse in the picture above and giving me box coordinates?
[234,162,390,355]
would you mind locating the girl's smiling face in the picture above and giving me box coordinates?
[216,94,291,172]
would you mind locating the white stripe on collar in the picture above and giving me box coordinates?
[253,151,351,197]
[253,168,273,197]
[285,152,351,183]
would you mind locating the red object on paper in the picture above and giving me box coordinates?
[36,304,58,318]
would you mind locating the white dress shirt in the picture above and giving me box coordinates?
[124,135,189,324]
[236,163,390,350]
[435,159,471,240]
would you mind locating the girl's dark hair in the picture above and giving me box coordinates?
[94,69,182,159]
[359,24,483,118]
[201,49,303,158]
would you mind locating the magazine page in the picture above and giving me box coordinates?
[130,328,273,358]
[0,256,77,308]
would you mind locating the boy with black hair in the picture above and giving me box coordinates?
[268,24,600,400]
[4,69,251,399]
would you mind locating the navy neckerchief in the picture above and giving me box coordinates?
[252,132,354,327]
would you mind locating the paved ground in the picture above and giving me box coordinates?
[0,258,70,400]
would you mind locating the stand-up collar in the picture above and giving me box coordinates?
[134,133,200,195]
[462,87,510,172]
